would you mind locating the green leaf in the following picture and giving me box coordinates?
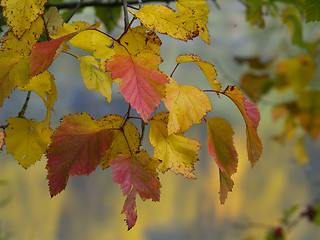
[305,0,320,22]
[314,202,320,225]
[95,6,121,32]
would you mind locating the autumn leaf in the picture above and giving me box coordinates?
[99,115,140,169]
[51,21,114,61]
[5,118,52,169]
[0,130,5,150]
[176,0,210,43]
[276,55,315,94]
[43,7,64,36]
[149,111,200,178]
[0,0,46,37]
[46,113,115,196]
[176,54,221,91]
[223,86,263,166]
[114,26,162,56]
[106,53,168,122]
[30,22,101,76]
[163,77,212,134]
[0,50,30,107]
[207,117,238,204]
[110,150,161,230]
[79,56,113,102]
[131,4,199,41]
[305,0,320,22]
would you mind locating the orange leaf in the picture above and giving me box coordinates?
[111,151,161,230]
[46,113,114,196]
[223,86,263,166]
[207,117,238,203]
[106,53,168,122]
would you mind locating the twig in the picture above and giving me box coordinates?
[18,91,31,118]
[65,0,84,23]
[45,0,176,9]
[212,0,221,9]
[122,0,129,30]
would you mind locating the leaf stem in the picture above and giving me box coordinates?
[65,0,84,23]
[122,0,129,30]
[62,51,78,59]
[170,63,180,77]
[18,91,32,118]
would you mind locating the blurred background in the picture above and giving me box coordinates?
[1,0,320,239]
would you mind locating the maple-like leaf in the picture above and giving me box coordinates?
[46,113,115,196]
[163,77,212,134]
[207,117,238,204]
[0,0,46,37]
[106,53,168,122]
[176,54,221,91]
[43,7,64,36]
[79,56,113,102]
[110,150,161,230]
[0,130,5,150]
[176,0,210,43]
[52,21,114,62]
[30,22,101,76]
[223,86,263,166]
[131,4,199,41]
[149,111,200,178]
[5,118,53,169]
[0,51,30,107]
[114,26,162,56]
[99,115,140,169]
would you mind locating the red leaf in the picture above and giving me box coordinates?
[223,86,263,166]
[106,53,168,122]
[110,150,161,230]
[46,113,114,196]
[30,33,77,76]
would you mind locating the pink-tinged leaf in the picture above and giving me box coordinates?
[46,113,114,196]
[110,150,161,230]
[106,53,168,122]
[207,117,238,204]
[223,86,263,166]
[30,23,100,76]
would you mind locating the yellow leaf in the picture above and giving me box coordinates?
[176,54,221,91]
[79,56,113,102]
[44,7,64,36]
[114,26,162,56]
[0,51,30,106]
[21,70,57,111]
[276,55,316,94]
[99,115,140,169]
[0,130,4,150]
[1,17,44,55]
[294,137,308,165]
[149,111,200,178]
[176,0,210,44]
[163,77,212,134]
[0,0,46,37]
[131,4,199,41]
[5,118,53,169]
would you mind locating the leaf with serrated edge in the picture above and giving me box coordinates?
[106,53,168,122]
[44,7,64,36]
[131,4,199,41]
[111,150,161,230]
[0,130,5,150]
[5,118,52,169]
[163,77,212,134]
[79,56,113,102]
[46,113,115,196]
[149,111,200,178]
[176,0,210,43]
[223,86,263,166]
[176,54,221,91]
[207,117,238,204]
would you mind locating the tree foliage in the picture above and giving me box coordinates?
[0,0,319,235]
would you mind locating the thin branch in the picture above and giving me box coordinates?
[122,0,129,30]
[45,0,176,9]
[18,91,31,118]
[66,0,84,23]
[212,0,221,9]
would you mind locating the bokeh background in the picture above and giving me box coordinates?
[1,1,320,239]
